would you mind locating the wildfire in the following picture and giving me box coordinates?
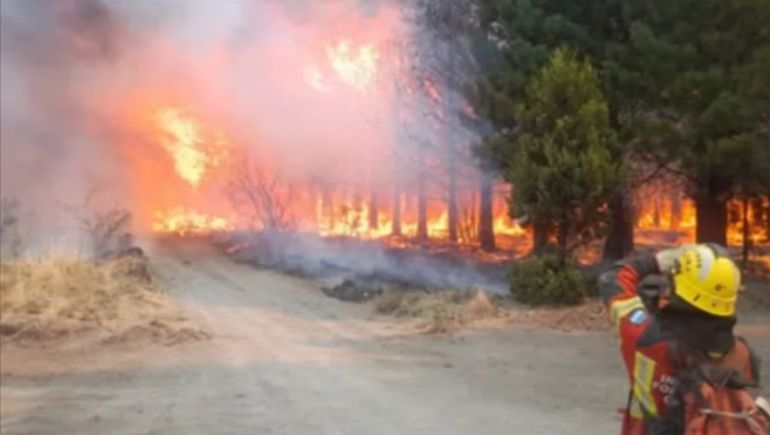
[316,199,392,239]
[155,107,209,187]
[305,39,380,92]
[310,190,532,247]
[494,216,527,236]
[635,185,768,248]
[153,208,234,236]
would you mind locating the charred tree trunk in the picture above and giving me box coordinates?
[694,193,728,245]
[416,150,428,241]
[556,219,569,264]
[447,152,458,243]
[478,174,495,252]
[603,111,635,261]
[741,197,751,268]
[765,198,770,243]
[369,191,379,230]
[603,191,635,261]
[417,190,428,240]
[391,186,402,236]
[671,192,682,230]
[322,187,334,230]
[764,198,770,241]
[532,219,551,255]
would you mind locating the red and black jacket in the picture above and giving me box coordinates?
[598,254,761,435]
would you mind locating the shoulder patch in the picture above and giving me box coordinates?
[628,309,648,325]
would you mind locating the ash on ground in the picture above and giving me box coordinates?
[321,275,428,302]
[216,231,508,302]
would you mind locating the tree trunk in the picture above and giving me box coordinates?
[765,198,770,243]
[478,174,495,252]
[417,184,428,240]
[741,197,750,268]
[532,219,551,255]
[447,154,458,243]
[322,187,334,230]
[392,186,402,237]
[603,191,635,261]
[694,193,728,245]
[557,222,569,249]
[556,220,569,264]
[417,152,428,240]
[671,192,682,230]
[368,191,379,231]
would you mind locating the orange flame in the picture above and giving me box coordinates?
[306,39,381,93]
[155,107,209,188]
[153,208,234,236]
[635,184,768,247]
[326,40,379,92]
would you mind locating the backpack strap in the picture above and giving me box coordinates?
[716,338,758,389]
[671,337,758,388]
[736,336,761,387]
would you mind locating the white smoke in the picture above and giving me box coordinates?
[1,0,480,254]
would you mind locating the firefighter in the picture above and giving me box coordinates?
[598,244,768,434]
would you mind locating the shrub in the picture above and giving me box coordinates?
[65,201,133,260]
[509,255,587,306]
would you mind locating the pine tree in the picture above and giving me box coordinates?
[627,0,770,243]
[474,0,639,258]
[510,48,624,261]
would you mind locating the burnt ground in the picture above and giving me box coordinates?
[213,231,770,316]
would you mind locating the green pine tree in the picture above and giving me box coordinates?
[510,48,624,261]
[627,0,770,244]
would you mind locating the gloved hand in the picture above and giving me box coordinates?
[655,244,696,274]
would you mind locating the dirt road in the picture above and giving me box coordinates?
[2,241,767,434]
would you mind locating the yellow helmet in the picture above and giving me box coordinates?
[672,244,741,317]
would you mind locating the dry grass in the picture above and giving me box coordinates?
[374,290,611,334]
[506,300,608,332]
[0,255,207,345]
[373,290,502,334]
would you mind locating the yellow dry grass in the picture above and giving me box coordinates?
[0,255,206,345]
[374,290,611,334]
[506,300,608,332]
[373,290,502,334]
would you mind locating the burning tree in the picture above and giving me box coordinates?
[624,0,770,245]
[410,0,500,249]
[468,0,770,256]
[226,154,296,231]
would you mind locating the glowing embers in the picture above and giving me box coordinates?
[153,208,234,236]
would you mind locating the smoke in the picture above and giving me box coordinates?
[0,0,136,251]
[1,0,480,252]
[227,231,508,293]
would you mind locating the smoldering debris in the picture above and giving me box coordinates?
[322,278,386,302]
[218,231,509,300]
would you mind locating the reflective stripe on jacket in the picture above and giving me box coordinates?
[598,254,761,434]
[600,255,675,434]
